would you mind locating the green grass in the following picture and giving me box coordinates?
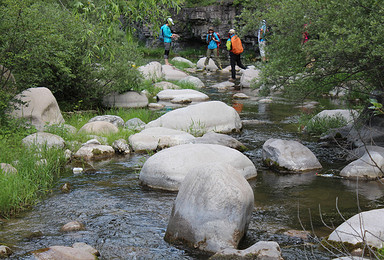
[0,108,160,217]
[298,113,348,136]
[0,135,66,217]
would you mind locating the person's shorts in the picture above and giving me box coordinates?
[164,42,171,51]
[259,41,266,57]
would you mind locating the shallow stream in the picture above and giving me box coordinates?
[1,68,383,259]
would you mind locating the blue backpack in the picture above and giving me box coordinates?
[158,28,164,42]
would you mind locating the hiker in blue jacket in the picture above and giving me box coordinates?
[204,27,222,70]
[160,18,179,66]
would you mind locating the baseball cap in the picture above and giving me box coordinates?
[167,18,174,25]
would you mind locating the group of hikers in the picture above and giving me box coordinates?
[160,17,267,81]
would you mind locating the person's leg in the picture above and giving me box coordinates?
[164,42,171,65]
[236,54,247,70]
[204,48,212,67]
[259,41,266,62]
[212,48,222,69]
[230,52,236,80]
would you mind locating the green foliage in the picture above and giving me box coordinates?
[172,60,194,70]
[369,98,384,115]
[238,0,384,103]
[299,113,348,136]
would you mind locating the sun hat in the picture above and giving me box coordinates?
[229,29,236,34]
[209,27,214,31]
[167,17,174,25]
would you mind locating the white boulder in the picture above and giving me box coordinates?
[139,143,257,191]
[78,121,119,134]
[328,208,384,249]
[240,68,260,88]
[193,132,247,151]
[32,243,99,260]
[164,163,254,252]
[340,151,384,180]
[178,76,204,88]
[196,57,218,71]
[209,81,235,91]
[211,241,283,259]
[129,127,195,152]
[162,65,189,81]
[102,91,148,108]
[22,132,65,149]
[146,101,242,134]
[88,115,124,128]
[125,118,146,131]
[262,138,322,172]
[74,144,115,160]
[138,61,163,81]
[156,89,209,103]
[11,87,64,131]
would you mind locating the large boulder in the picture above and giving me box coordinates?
[102,91,148,108]
[146,101,242,134]
[11,87,64,131]
[178,76,204,88]
[262,138,322,172]
[129,127,195,152]
[156,89,209,103]
[211,241,283,259]
[240,68,260,88]
[139,143,257,191]
[164,163,254,253]
[79,121,119,135]
[138,61,163,81]
[22,132,65,149]
[125,118,146,131]
[162,65,189,81]
[340,151,384,180]
[328,208,384,249]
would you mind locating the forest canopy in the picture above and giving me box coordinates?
[238,0,384,101]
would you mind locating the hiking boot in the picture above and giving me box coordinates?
[229,78,235,82]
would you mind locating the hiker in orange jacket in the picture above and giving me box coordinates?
[226,29,246,81]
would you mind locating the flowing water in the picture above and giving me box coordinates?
[1,68,384,259]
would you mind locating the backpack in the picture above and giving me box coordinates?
[158,28,164,42]
[207,32,221,47]
[231,35,244,55]
[215,32,221,48]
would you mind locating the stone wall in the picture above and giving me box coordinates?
[138,2,258,49]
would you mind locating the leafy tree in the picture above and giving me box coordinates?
[0,0,184,113]
[238,0,384,102]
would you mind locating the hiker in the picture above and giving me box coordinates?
[204,27,222,70]
[226,29,246,82]
[160,18,179,66]
[258,19,268,62]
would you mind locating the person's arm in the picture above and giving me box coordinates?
[214,33,220,43]
[163,26,173,38]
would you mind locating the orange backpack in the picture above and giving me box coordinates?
[231,35,244,55]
